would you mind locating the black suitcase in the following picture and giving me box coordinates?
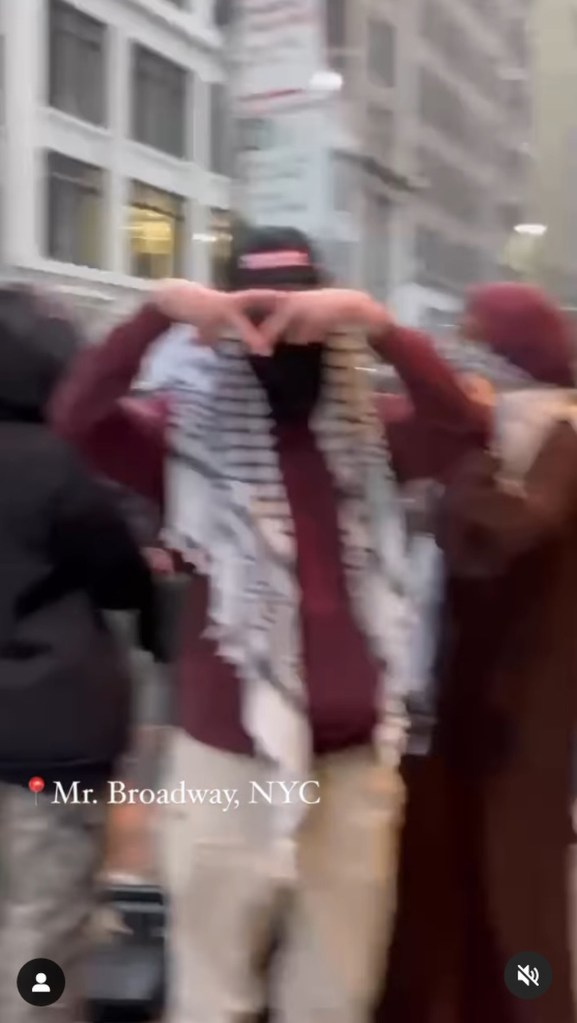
[85,884,165,1022]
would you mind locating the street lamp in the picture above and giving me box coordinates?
[514,223,547,237]
[308,69,344,95]
[503,224,548,283]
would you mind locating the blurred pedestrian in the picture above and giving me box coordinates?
[379,283,577,1023]
[0,286,154,1022]
[51,227,486,1023]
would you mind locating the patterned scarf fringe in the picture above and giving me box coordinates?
[164,332,421,849]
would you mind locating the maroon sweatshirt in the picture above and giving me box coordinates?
[51,306,487,755]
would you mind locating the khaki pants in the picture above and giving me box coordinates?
[161,730,405,1023]
[0,782,106,1022]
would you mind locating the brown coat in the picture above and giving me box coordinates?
[378,421,577,1023]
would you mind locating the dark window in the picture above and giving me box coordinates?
[326,0,346,54]
[416,224,483,289]
[332,155,355,213]
[46,151,104,268]
[507,15,528,68]
[365,194,390,299]
[237,117,275,152]
[213,0,233,28]
[419,145,481,224]
[415,226,440,276]
[504,77,531,130]
[132,46,187,158]
[209,82,230,175]
[421,0,497,105]
[326,0,348,82]
[366,104,394,164]
[325,239,352,284]
[209,208,233,287]
[48,0,106,125]
[449,241,481,286]
[0,36,4,126]
[419,69,474,154]
[128,182,185,278]
[368,19,396,88]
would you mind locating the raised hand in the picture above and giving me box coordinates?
[258,288,393,348]
[142,547,175,576]
[153,282,394,355]
[154,280,278,354]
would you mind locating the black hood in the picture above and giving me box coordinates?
[0,288,80,423]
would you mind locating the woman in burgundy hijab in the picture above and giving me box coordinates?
[378,283,577,1023]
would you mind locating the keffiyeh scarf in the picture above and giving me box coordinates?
[430,333,577,469]
[431,334,534,391]
[164,330,417,852]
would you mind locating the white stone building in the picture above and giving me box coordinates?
[526,0,577,307]
[0,0,232,333]
[0,0,534,336]
[325,0,533,328]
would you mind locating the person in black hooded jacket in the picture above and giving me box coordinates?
[0,287,153,1022]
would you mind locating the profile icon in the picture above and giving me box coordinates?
[32,972,50,993]
[17,958,65,1007]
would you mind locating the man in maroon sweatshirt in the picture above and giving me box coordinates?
[51,228,486,1023]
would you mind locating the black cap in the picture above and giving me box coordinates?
[226,226,325,291]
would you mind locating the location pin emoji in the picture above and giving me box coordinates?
[28,776,45,806]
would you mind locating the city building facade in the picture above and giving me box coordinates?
[326,0,533,328]
[0,0,232,333]
[0,0,534,334]
[525,0,577,308]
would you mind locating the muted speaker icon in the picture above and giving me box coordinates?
[517,964,539,988]
[505,953,551,999]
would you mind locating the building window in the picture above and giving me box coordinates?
[325,239,352,284]
[208,208,233,287]
[212,0,232,27]
[365,194,390,299]
[48,0,106,126]
[368,19,396,88]
[419,69,477,155]
[419,145,481,225]
[507,15,528,69]
[0,36,5,127]
[449,242,481,286]
[326,0,346,50]
[504,77,531,131]
[46,152,104,268]
[128,182,185,278]
[421,0,497,106]
[332,155,355,213]
[415,224,483,290]
[132,46,188,158]
[366,104,394,165]
[326,0,346,72]
[209,83,230,175]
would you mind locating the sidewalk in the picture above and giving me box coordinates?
[102,651,172,884]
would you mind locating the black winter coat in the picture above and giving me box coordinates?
[0,291,153,788]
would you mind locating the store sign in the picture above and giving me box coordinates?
[235,106,327,232]
[233,0,331,235]
[235,0,323,99]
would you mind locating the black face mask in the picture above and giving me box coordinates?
[249,342,324,424]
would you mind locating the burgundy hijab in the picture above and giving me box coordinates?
[466,282,575,387]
